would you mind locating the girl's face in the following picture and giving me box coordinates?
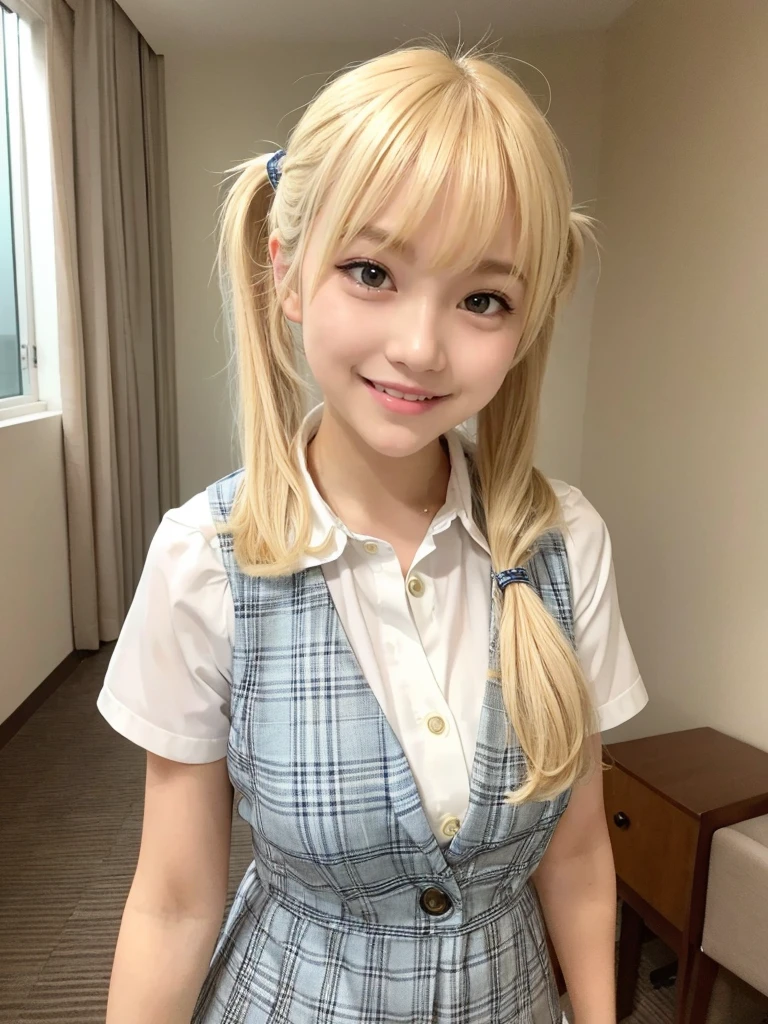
[270,182,526,459]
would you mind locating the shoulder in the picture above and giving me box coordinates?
[549,478,611,585]
[159,489,222,547]
[141,488,231,605]
[550,479,607,546]
[126,483,233,638]
[548,479,617,620]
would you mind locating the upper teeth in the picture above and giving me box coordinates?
[373,383,431,402]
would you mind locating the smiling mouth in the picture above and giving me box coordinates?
[362,378,447,402]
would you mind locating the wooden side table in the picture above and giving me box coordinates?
[603,727,768,1024]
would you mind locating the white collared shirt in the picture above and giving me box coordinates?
[98,406,647,847]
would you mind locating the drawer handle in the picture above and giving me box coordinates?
[613,811,631,830]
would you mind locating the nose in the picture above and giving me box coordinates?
[384,298,447,374]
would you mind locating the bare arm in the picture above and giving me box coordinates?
[533,734,617,1024]
[106,753,234,1024]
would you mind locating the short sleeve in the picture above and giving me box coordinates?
[97,491,234,763]
[553,481,649,733]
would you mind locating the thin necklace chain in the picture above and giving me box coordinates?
[310,437,449,520]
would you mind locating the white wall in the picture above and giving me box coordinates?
[585,0,768,749]
[165,33,607,500]
[0,413,72,722]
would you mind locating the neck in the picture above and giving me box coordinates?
[306,406,450,530]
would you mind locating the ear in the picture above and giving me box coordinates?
[268,231,302,323]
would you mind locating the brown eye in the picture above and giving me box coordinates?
[462,292,513,316]
[339,260,393,290]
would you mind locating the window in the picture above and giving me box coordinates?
[0,2,37,409]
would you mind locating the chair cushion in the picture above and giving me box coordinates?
[702,814,768,998]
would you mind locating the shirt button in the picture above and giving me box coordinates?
[427,715,446,735]
[441,815,461,838]
[407,574,425,597]
[363,541,379,555]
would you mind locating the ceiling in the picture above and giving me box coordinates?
[118,0,639,55]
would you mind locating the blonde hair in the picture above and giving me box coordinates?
[217,41,598,804]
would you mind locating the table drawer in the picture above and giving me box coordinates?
[604,765,699,931]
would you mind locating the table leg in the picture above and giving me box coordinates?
[616,900,643,1021]
[684,947,718,1024]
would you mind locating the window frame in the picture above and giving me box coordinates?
[0,0,41,414]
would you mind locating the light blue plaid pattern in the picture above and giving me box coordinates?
[194,468,574,1023]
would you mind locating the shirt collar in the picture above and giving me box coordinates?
[294,404,490,570]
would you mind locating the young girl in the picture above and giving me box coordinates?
[98,43,647,1024]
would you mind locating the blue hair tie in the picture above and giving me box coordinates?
[494,567,532,591]
[266,149,286,190]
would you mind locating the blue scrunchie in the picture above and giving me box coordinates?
[494,567,532,591]
[266,149,286,190]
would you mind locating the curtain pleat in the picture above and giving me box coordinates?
[47,0,177,648]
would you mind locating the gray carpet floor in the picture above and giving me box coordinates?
[0,646,763,1023]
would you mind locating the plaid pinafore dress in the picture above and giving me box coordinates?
[193,468,573,1024]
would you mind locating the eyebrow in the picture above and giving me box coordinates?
[355,225,525,282]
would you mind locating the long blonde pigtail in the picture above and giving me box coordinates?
[478,214,598,804]
[217,155,327,574]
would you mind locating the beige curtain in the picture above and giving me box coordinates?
[47,0,178,649]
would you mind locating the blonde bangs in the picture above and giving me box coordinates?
[302,62,557,324]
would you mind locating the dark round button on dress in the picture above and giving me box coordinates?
[419,887,453,916]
